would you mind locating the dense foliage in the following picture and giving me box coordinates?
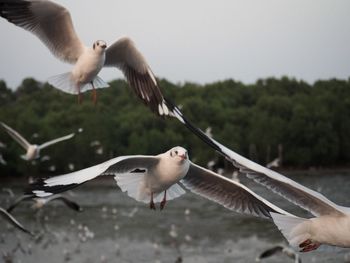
[0,76,349,177]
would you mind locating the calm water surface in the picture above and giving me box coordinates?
[1,171,350,263]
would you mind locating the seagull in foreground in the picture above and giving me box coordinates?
[0,0,167,114]
[256,245,301,263]
[161,100,350,252]
[0,207,33,235]
[7,194,83,213]
[27,146,290,218]
[0,122,74,161]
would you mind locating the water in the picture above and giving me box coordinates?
[1,171,350,263]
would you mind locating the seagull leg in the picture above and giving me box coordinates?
[299,239,312,248]
[299,239,320,252]
[149,192,156,210]
[300,243,320,252]
[160,190,167,210]
[91,81,97,105]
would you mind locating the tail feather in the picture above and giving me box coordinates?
[166,183,186,201]
[114,172,148,203]
[48,72,76,94]
[114,172,186,204]
[48,73,109,94]
[79,76,109,93]
[270,212,310,248]
[152,183,185,203]
[91,76,109,90]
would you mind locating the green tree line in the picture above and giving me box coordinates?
[0,76,349,177]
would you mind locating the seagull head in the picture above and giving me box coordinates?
[169,146,188,162]
[93,40,107,51]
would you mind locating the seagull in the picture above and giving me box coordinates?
[0,122,74,161]
[0,207,33,235]
[256,245,301,263]
[27,146,291,218]
[266,144,283,169]
[0,152,6,165]
[7,194,83,213]
[0,0,167,114]
[266,157,281,169]
[161,100,350,252]
[2,187,14,198]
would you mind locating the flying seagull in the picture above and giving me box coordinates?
[0,207,33,235]
[0,152,6,165]
[7,194,83,213]
[160,99,350,252]
[27,146,291,219]
[0,0,167,113]
[256,245,301,263]
[0,121,74,161]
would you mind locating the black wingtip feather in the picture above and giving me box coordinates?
[163,97,223,153]
[25,178,80,197]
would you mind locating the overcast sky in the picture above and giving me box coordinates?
[0,0,349,89]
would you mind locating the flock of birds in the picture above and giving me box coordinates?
[1,0,350,261]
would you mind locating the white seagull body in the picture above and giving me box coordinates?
[0,0,167,114]
[28,146,291,218]
[162,100,350,252]
[0,122,74,161]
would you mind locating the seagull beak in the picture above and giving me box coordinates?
[179,154,187,160]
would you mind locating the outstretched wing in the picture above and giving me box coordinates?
[164,99,345,217]
[50,195,83,212]
[0,0,84,63]
[0,122,30,150]
[26,155,159,197]
[181,162,292,219]
[6,195,32,213]
[0,207,33,235]
[38,133,75,150]
[104,37,168,116]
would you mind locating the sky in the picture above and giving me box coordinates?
[0,0,349,89]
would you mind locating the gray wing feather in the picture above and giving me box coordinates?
[6,195,32,213]
[103,156,160,175]
[163,96,345,216]
[206,136,345,217]
[38,133,74,150]
[0,0,84,63]
[0,122,30,150]
[50,195,82,212]
[0,207,33,235]
[245,170,343,217]
[27,155,158,197]
[104,37,165,115]
[181,162,292,219]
